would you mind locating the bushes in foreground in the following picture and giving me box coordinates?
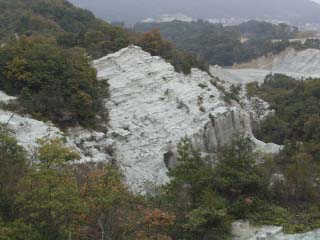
[149,136,281,240]
[0,127,174,239]
[247,74,320,233]
[155,134,320,238]
[2,122,320,239]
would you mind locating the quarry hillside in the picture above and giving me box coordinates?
[2,45,320,239]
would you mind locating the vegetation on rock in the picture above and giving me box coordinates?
[0,36,108,127]
[0,0,211,126]
[248,74,320,233]
[0,127,175,239]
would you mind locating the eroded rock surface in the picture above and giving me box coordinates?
[94,45,280,191]
[0,46,280,192]
[0,91,113,163]
[232,221,320,240]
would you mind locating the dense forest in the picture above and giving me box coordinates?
[134,20,316,66]
[248,74,320,147]
[246,75,320,232]
[2,126,320,239]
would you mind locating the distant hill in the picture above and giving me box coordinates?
[0,0,209,73]
[69,0,320,25]
[134,20,303,66]
[0,0,133,58]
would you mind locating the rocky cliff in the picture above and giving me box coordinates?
[94,45,280,191]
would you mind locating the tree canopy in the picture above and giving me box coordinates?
[134,20,303,66]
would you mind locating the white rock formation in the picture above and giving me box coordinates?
[0,91,16,103]
[0,91,113,162]
[232,221,320,240]
[0,91,60,153]
[1,45,320,238]
[0,46,280,192]
[210,48,320,95]
[1,46,318,239]
[94,45,280,192]
[247,47,320,76]
[0,110,61,153]
[232,47,320,79]
[0,108,114,163]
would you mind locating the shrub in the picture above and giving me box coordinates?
[0,36,108,128]
[0,125,27,220]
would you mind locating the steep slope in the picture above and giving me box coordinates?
[2,46,320,240]
[94,45,280,191]
[0,46,279,192]
[70,0,320,24]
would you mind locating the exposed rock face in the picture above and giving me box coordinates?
[1,46,320,238]
[0,91,16,103]
[232,221,320,240]
[94,45,280,192]
[0,92,113,163]
[0,110,61,153]
[266,48,320,75]
[0,46,280,192]
[233,47,320,78]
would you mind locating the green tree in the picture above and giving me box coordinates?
[0,36,108,127]
[0,125,27,220]
[168,137,214,208]
[14,139,84,239]
[165,138,230,240]
[212,135,270,218]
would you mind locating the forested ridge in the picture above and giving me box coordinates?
[3,125,320,239]
[0,0,208,72]
[134,20,320,66]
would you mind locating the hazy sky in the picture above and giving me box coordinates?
[312,0,320,3]
[71,0,320,24]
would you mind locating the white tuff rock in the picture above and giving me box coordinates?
[0,109,61,153]
[232,221,320,240]
[0,91,113,163]
[0,91,16,103]
[0,46,280,192]
[1,45,320,238]
[94,45,280,192]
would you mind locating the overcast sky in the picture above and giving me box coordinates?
[71,0,320,24]
[312,0,320,3]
